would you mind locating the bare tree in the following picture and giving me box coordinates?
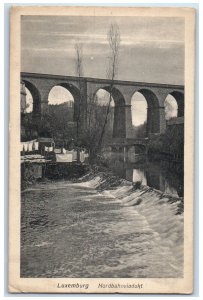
[97,23,120,150]
[74,43,83,140]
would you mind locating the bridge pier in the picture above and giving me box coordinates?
[158,106,167,133]
[113,105,126,138]
[40,101,49,114]
[147,106,166,135]
[123,145,127,163]
[125,105,134,139]
[113,104,134,139]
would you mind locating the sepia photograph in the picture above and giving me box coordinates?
[9,6,195,293]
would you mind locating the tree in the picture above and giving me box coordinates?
[21,102,39,141]
[133,121,147,138]
[36,103,76,143]
[80,95,114,160]
[73,27,120,159]
[97,23,120,150]
[74,43,83,140]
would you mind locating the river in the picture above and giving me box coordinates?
[103,151,184,197]
[21,175,183,278]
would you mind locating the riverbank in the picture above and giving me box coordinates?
[21,162,89,190]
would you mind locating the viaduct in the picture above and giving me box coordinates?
[21,72,184,141]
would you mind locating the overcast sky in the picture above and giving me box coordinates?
[21,15,184,84]
[22,15,183,125]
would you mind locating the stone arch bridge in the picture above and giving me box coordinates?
[21,72,184,140]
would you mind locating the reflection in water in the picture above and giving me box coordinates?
[132,169,147,185]
[103,151,183,197]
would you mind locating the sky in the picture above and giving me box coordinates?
[21,15,184,84]
[22,15,183,125]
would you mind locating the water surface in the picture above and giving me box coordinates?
[104,151,184,197]
[21,179,183,278]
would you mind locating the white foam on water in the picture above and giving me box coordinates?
[34,241,53,247]
[74,176,104,189]
[22,174,184,278]
[97,181,184,277]
[109,185,133,198]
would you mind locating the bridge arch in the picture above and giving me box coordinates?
[94,86,126,139]
[133,143,146,153]
[48,85,74,106]
[127,144,147,156]
[166,91,184,118]
[164,94,178,120]
[93,86,125,106]
[24,88,33,113]
[131,89,160,136]
[47,82,81,121]
[22,80,41,115]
